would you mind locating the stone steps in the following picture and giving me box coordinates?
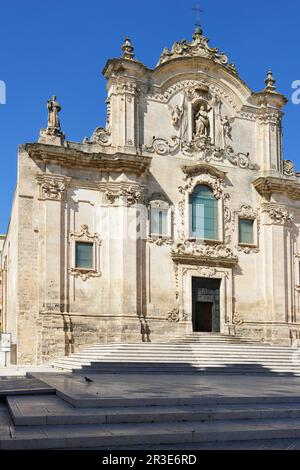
[5,415,300,449]
[8,394,300,427]
[51,334,300,375]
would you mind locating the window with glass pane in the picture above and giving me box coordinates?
[239,219,254,244]
[191,185,218,240]
[150,208,168,236]
[75,242,94,269]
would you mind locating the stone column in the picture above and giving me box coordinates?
[260,203,294,342]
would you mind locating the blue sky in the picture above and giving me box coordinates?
[0,0,299,233]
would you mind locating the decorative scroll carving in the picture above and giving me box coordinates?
[143,135,258,171]
[68,268,101,282]
[232,313,244,326]
[167,307,180,323]
[89,127,112,146]
[143,136,180,155]
[69,224,99,241]
[158,27,238,76]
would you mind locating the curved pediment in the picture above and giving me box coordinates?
[181,163,226,180]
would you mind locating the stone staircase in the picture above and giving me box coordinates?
[4,383,300,449]
[51,333,300,376]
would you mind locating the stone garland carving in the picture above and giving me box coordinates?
[283,160,295,177]
[148,237,173,246]
[171,240,238,263]
[69,225,102,282]
[158,27,238,76]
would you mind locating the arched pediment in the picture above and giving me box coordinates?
[181,163,226,180]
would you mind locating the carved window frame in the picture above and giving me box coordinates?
[183,175,225,244]
[69,225,102,281]
[148,194,173,242]
[233,204,259,252]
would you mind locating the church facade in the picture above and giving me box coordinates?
[1,27,300,365]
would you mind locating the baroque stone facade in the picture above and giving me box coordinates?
[1,26,300,365]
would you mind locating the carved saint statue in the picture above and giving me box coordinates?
[171,105,183,128]
[47,95,61,130]
[195,103,212,138]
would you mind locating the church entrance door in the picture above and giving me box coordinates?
[192,277,221,333]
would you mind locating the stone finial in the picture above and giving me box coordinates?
[264,70,277,93]
[193,25,203,39]
[121,36,135,60]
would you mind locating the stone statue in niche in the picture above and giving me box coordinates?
[47,95,61,130]
[194,103,212,138]
[214,97,235,149]
[171,105,184,129]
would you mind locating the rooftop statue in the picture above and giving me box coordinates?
[47,95,61,130]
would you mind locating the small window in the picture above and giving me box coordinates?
[150,208,168,236]
[75,242,94,269]
[239,219,254,245]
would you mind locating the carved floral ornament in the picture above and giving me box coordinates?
[261,204,294,225]
[98,182,143,206]
[69,225,102,282]
[36,175,70,201]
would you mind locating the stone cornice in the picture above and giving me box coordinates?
[25,143,152,176]
[253,176,300,200]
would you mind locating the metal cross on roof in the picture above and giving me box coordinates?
[192,2,204,28]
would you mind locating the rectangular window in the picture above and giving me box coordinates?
[75,242,94,269]
[239,219,254,245]
[150,208,168,236]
